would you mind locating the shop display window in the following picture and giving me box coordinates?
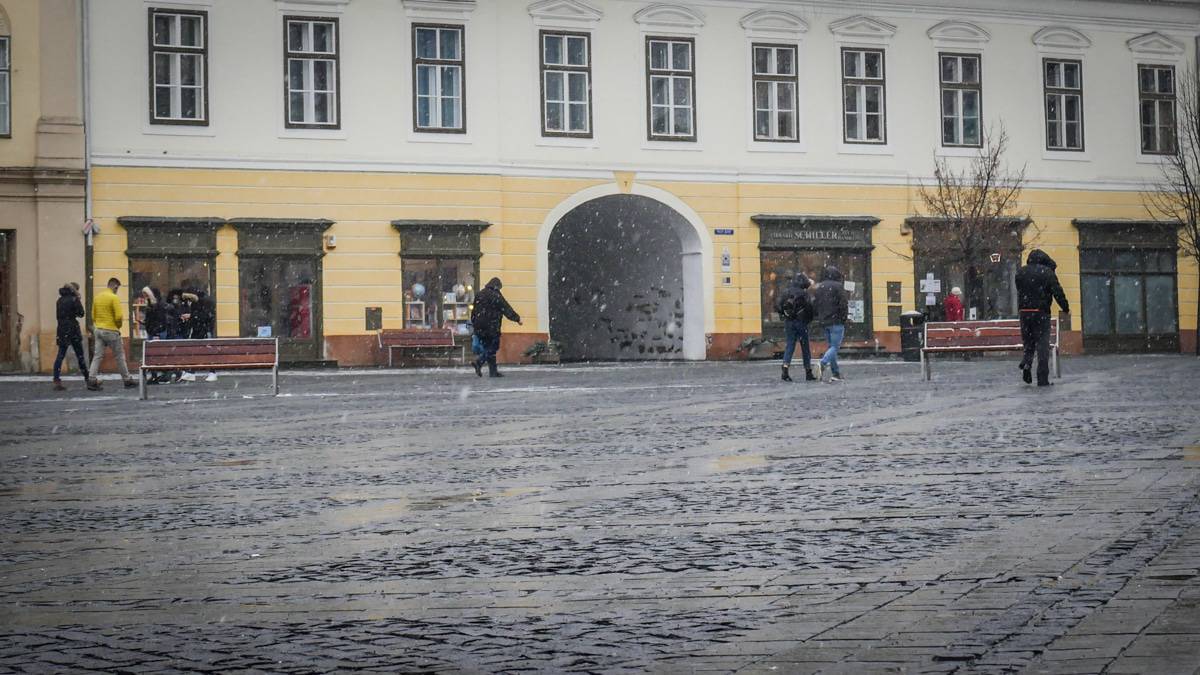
[402,257,476,334]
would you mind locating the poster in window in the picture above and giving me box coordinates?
[849,300,865,323]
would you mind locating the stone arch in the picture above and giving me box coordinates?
[537,183,714,360]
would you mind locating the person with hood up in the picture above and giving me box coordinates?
[52,282,88,391]
[775,273,816,382]
[944,286,965,322]
[180,289,218,382]
[140,287,170,384]
[812,266,849,383]
[470,277,521,377]
[1015,249,1069,386]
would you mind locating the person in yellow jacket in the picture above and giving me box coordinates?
[87,277,137,390]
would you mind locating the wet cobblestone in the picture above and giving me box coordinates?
[1,356,1198,673]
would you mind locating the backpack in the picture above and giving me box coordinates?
[779,290,802,321]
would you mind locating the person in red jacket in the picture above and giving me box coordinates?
[944,286,965,322]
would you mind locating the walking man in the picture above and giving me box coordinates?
[87,277,137,390]
[52,282,88,391]
[812,266,848,383]
[470,277,521,378]
[776,273,815,382]
[1016,249,1069,387]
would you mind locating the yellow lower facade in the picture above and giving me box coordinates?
[85,165,1200,366]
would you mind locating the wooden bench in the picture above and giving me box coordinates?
[140,338,279,400]
[378,328,463,367]
[921,318,1060,381]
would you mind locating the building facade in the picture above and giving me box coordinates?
[84,0,1200,366]
[0,0,86,372]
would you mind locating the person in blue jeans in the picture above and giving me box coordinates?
[812,266,849,383]
[775,274,815,382]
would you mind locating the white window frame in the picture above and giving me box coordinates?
[1138,64,1177,156]
[413,24,465,133]
[939,53,982,148]
[841,47,886,144]
[646,36,696,142]
[1043,58,1084,152]
[751,43,798,143]
[539,30,592,138]
[149,9,207,125]
[284,16,340,129]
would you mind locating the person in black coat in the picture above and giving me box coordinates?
[189,290,216,340]
[470,277,521,377]
[776,273,816,382]
[1016,249,1069,386]
[52,283,88,390]
[141,287,168,339]
[812,266,849,383]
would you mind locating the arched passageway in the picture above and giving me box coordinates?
[547,194,703,361]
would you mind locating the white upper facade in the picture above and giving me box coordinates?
[87,0,1200,189]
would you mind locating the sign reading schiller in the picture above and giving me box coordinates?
[752,215,877,249]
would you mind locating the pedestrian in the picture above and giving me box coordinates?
[163,288,186,384]
[470,277,521,378]
[141,287,169,384]
[944,286,965,322]
[1015,249,1069,387]
[52,282,88,391]
[812,266,848,384]
[189,289,218,382]
[87,277,137,390]
[776,273,816,382]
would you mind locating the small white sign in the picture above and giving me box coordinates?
[925,293,937,306]
[720,247,732,272]
[257,326,273,338]
[849,300,865,323]
[968,307,978,320]
[843,280,857,293]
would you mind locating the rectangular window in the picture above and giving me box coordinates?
[1044,58,1083,151]
[939,53,981,147]
[841,48,885,143]
[540,31,591,137]
[646,37,695,141]
[752,43,798,142]
[0,36,9,136]
[413,24,464,133]
[403,257,477,333]
[284,16,339,129]
[1139,64,1176,155]
[149,9,207,125]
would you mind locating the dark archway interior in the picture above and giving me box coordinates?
[549,195,686,361]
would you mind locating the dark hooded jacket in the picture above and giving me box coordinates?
[56,286,85,342]
[812,267,849,325]
[776,274,814,324]
[143,288,168,338]
[471,278,520,337]
[189,290,216,339]
[1016,249,1069,314]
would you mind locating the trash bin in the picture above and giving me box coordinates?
[900,311,925,362]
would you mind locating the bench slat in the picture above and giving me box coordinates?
[143,362,275,371]
[144,345,278,357]
[144,354,277,367]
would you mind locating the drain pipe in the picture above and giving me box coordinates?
[81,0,93,330]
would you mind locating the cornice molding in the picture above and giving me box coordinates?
[1127,31,1187,56]
[1032,25,1092,53]
[633,4,706,33]
[527,0,603,29]
[829,14,898,46]
[739,9,809,39]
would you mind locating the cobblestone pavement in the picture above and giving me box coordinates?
[1,355,1198,674]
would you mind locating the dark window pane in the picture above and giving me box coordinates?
[777,48,794,75]
[844,85,858,113]
[650,41,667,70]
[843,51,858,78]
[289,59,305,90]
[1159,68,1174,94]
[1114,250,1140,271]
[568,103,587,131]
[154,53,172,85]
[1146,275,1177,334]
[313,23,332,53]
[755,110,770,138]
[180,15,201,47]
[864,51,881,79]
[545,102,563,130]
[544,35,563,65]
[672,106,691,135]
[671,42,690,71]
[440,29,460,60]
[777,110,794,138]
[651,106,668,134]
[963,117,979,145]
[568,72,586,102]
[416,64,433,96]
[155,86,172,117]
[1045,61,1060,87]
[288,21,305,52]
[1114,276,1145,334]
[545,71,563,101]
[416,96,431,127]
[941,55,956,83]
[777,82,794,112]
[672,77,691,107]
[943,117,956,144]
[1081,275,1111,335]
[181,88,197,118]
[754,47,770,74]
[962,56,979,84]
[289,92,305,122]
[154,14,173,45]
[566,36,586,66]
[441,66,460,98]
[755,81,769,109]
[416,28,437,59]
[866,113,881,140]
[651,76,668,105]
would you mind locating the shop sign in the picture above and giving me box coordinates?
[714,228,735,235]
[751,215,876,249]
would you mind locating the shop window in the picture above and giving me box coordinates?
[119,217,222,339]
[939,53,980,147]
[149,8,207,124]
[908,218,1025,322]
[1044,58,1083,151]
[842,48,885,143]
[413,24,464,132]
[393,219,489,335]
[646,36,695,141]
[284,16,339,129]
[752,43,798,142]
[540,30,591,137]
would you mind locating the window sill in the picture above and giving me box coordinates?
[535,136,598,149]
[1136,153,1171,165]
[747,140,806,153]
[935,145,983,158]
[277,127,349,140]
[641,140,703,152]
[142,123,216,137]
[409,132,474,145]
[1042,149,1090,162]
[838,143,893,156]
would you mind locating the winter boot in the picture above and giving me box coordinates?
[1021,365,1032,384]
[472,357,483,377]
[487,358,503,378]
[781,366,792,382]
[86,379,103,391]
[805,368,817,381]
[53,379,66,391]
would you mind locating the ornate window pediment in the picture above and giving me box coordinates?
[1127,31,1185,57]
[633,4,705,33]
[829,15,896,45]
[739,9,807,39]
[402,0,476,21]
[1032,26,1091,53]
[275,0,351,13]
[527,0,602,29]
[926,20,990,48]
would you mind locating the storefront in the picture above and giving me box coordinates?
[753,215,876,342]
[120,216,221,340]
[1075,220,1179,353]
[393,220,487,339]
[908,217,1026,322]
[232,219,332,363]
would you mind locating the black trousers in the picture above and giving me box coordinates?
[1020,311,1051,385]
[53,337,88,380]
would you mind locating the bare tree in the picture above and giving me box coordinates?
[1144,67,1200,356]
[910,125,1032,316]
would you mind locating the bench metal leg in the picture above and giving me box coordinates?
[921,350,930,381]
[139,368,147,401]
[1053,347,1061,379]
[272,366,279,396]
